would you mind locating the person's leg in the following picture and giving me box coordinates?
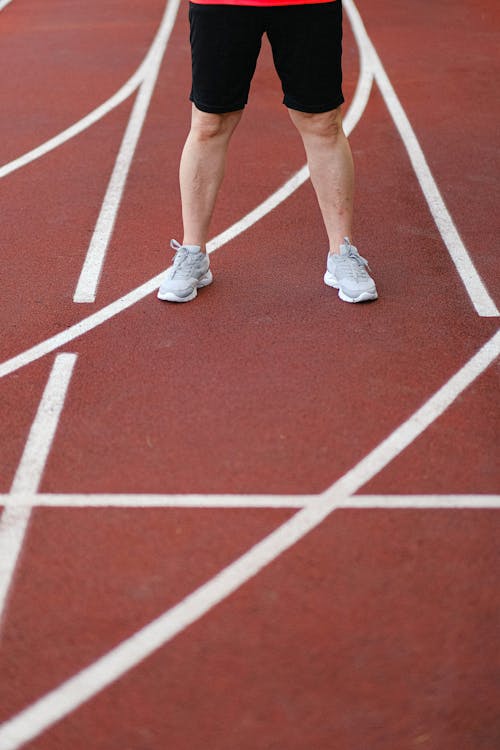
[290,104,376,302]
[267,1,350,251]
[158,4,263,302]
[180,105,243,253]
[288,106,354,253]
[267,1,377,302]
[180,3,263,252]
[158,109,241,302]
[267,1,352,251]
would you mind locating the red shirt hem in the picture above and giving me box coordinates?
[190,0,336,6]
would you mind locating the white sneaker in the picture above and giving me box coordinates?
[157,240,213,302]
[324,237,378,303]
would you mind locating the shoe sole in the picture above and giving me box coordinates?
[324,271,378,303]
[157,270,213,302]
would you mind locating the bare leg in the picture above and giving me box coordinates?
[180,104,243,252]
[289,106,354,254]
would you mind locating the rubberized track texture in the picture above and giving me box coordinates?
[0,1,499,749]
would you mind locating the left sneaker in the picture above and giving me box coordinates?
[157,240,213,302]
[324,237,378,303]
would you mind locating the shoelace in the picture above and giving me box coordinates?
[338,238,372,280]
[170,239,196,277]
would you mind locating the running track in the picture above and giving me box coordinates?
[0,0,499,748]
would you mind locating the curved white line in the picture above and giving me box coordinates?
[0,77,143,180]
[0,1,374,381]
[0,0,14,11]
[0,330,497,750]
[0,0,174,179]
[342,0,499,317]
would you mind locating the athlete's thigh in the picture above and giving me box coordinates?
[189,3,265,113]
[266,1,344,113]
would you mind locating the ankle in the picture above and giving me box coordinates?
[329,236,353,255]
[182,241,206,254]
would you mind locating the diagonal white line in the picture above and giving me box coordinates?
[343,0,499,318]
[73,0,181,303]
[0,354,77,631]
[320,329,500,500]
[0,330,498,750]
[0,276,163,380]
[0,0,14,11]
[0,77,142,180]
[0,0,174,180]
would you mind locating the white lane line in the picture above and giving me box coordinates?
[73,0,181,303]
[0,1,14,11]
[0,79,142,181]
[0,354,77,631]
[0,4,373,379]
[343,0,499,318]
[322,330,500,502]
[343,495,500,509]
[0,277,163,380]
[0,493,498,510]
[0,0,174,180]
[0,494,312,509]
[0,331,497,750]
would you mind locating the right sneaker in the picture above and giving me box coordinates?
[324,237,378,303]
[157,239,213,302]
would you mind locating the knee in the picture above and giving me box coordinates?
[190,107,243,142]
[289,107,344,141]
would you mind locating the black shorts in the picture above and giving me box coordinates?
[189,1,344,114]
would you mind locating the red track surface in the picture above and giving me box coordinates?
[0,1,499,748]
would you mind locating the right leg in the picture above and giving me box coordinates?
[180,105,243,253]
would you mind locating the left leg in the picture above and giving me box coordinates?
[291,106,376,302]
[268,1,377,302]
[289,106,354,253]
[267,1,351,252]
